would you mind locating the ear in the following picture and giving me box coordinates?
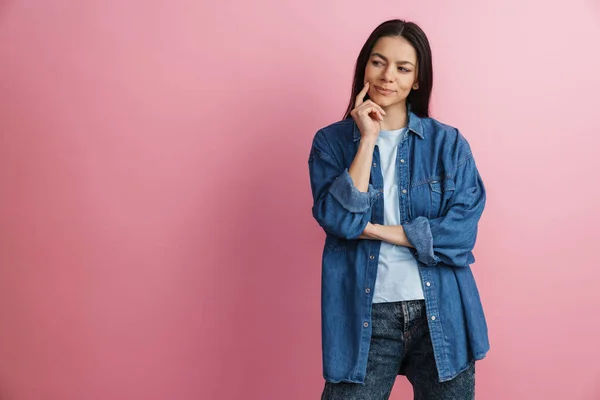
[412,69,419,90]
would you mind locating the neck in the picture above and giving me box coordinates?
[380,101,408,131]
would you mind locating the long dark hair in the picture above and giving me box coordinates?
[343,19,433,119]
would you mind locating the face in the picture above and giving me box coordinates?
[364,36,419,109]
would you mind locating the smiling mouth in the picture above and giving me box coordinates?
[374,86,395,94]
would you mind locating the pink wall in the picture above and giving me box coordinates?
[1,0,599,399]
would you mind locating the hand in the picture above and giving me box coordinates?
[350,82,386,141]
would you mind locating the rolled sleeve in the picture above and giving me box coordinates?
[308,129,377,240]
[402,154,486,268]
[329,169,378,213]
[402,217,440,266]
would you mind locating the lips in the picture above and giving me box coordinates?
[374,86,395,94]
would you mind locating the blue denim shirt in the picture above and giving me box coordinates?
[307,111,489,384]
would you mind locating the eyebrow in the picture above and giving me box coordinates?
[371,53,415,67]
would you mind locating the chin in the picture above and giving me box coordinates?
[372,96,395,107]
[380,96,407,109]
[369,92,395,106]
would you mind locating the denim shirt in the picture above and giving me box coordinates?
[307,111,489,384]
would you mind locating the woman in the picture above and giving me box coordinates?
[308,19,488,399]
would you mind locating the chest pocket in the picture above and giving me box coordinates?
[428,178,455,218]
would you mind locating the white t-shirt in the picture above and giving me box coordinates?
[372,127,425,303]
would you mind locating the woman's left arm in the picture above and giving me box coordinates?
[360,150,486,268]
[358,223,413,248]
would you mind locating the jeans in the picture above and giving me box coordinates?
[321,300,475,400]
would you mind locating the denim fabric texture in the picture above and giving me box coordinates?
[321,301,476,400]
[308,111,489,384]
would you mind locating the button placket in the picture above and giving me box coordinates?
[397,136,410,225]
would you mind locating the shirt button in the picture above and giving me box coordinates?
[431,315,436,321]
[400,159,405,163]
[426,282,431,287]
[373,162,377,167]
[401,189,407,194]
[365,288,371,294]
[370,255,375,260]
[363,322,369,327]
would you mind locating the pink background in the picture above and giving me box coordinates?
[1,0,599,399]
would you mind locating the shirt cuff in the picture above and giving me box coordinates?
[402,216,440,266]
[328,169,378,213]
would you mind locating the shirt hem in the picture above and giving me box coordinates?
[437,352,488,383]
[323,375,366,385]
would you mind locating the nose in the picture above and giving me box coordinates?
[381,65,395,82]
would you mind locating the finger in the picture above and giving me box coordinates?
[372,110,384,121]
[359,103,385,121]
[354,82,370,109]
[362,106,384,122]
[360,106,374,118]
[363,100,386,116]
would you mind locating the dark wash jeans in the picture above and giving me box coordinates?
[321,301,475,400]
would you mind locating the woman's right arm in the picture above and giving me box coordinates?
[308,130,378,240]
[348,137,377,192]
[348,82,385,192]
[308,82,385,240]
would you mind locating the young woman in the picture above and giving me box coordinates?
[308,19,488,399]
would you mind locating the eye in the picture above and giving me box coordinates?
[398,67,411,73]
[372,61,383,67]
